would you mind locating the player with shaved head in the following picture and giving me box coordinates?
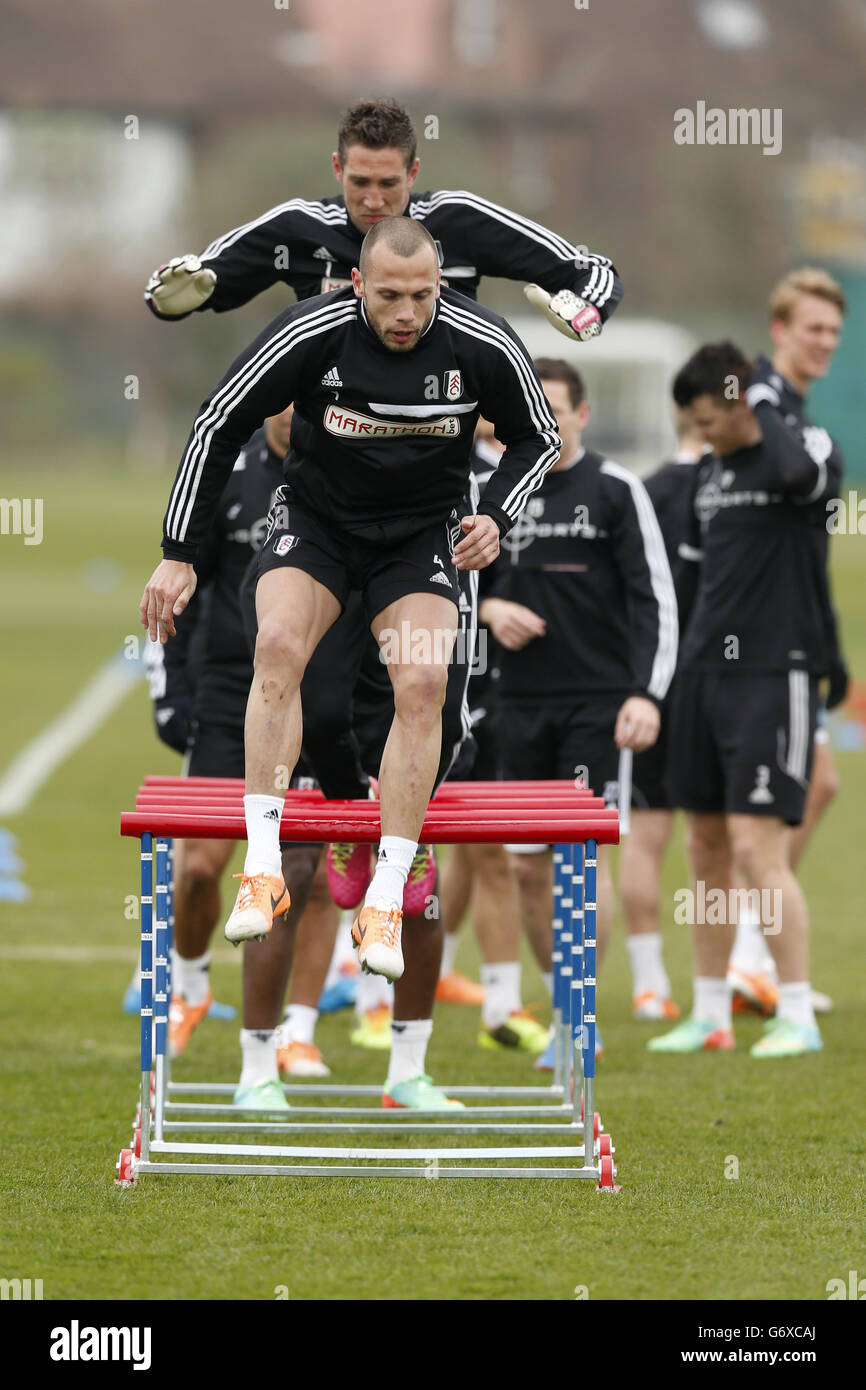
[140,218,561,1109]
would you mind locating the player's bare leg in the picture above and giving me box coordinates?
[173,837,237,959]
[278,854,340,1076]
[351,593,455,983]
[727,816,809,980]
[731,742,839,1015]
[372,592,456,841]
[394,897,444,1021]
[439,843,472,934]
[226,569,341,946]
[436,834,511,1000]
[788,740,839,871]
[619,809,680,1019]
[241,845,323,1030]
[361,592,460,1107]
[471,843,541,1049]
[234,843,321,1108]
[168,836,236,1059]
[513,844,614,972]
[726,814,821,1055]
[245,569,342,799]
[649,813,735,1053]
[471,842,523,972]
[436,843,472,996]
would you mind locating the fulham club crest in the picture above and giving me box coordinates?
[443,369,462,401]
[274,534,298,556]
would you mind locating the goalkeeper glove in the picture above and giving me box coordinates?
[145,254,216,317]
[824,657,849,711]
[152,695,192,755]
[523,285,602,342]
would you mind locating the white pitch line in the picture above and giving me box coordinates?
[0,651,143,817]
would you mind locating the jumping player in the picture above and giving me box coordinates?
[143,95,622,910]
[139,218,561,1107]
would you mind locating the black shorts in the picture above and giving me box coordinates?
[447,703,500,783]
[186,715,245,779]
[256,487,461,619]
[630,697,671,811]
[186,715,317,796]
[351,567,476,793]
[667,669,818,825]
[496,697,633,808]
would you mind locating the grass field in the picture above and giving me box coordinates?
[1,465,864,1302]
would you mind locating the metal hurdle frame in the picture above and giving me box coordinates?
[116,784,619,1188]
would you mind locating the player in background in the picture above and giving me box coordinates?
[143,95,622,911]
[726,269,848,1017]
[142,405,353,1078]
[617,407,706,1021]
[650,342,841,1057]
[139,220,562,1110]
[480,359,678,1065]
[437,418,542,1040]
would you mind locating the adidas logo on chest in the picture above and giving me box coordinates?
[321,366,343,388]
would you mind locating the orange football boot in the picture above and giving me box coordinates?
[168,990,213,1060]
[436,971,486,1006]
[351,903,404,980]
[224,872,290,945]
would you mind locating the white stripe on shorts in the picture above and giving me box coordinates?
[786,670,810,784]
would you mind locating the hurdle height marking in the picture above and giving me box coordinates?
[153,840,170,1144]
[139,836,153,1163]
[581,841,598,1162]
[571,842,585,1120]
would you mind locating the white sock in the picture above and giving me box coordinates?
[173,949,210,1007]
[282,1003,318,1046]
[777,982,816,1028]
[323,928,345,990]
[440,931,460,978]
[481,961,522,1028]
[243,794,285,877]
[626,932,671,998]
[692,977,732,1030]
[238,1028,279,1088]
[386,1018,433,1087]
[324,912,358,988]
[127,963,141,992]
[757,922,778,977]
[729,908,767,975]
[355,970,393,1018]
[364,836,417,910]
[542,971,554,1000]
[337,911,357,962]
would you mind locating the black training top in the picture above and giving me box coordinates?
[484,447,678,704]
[161,287,560,560]
[678,397,842,674]
[146,188,622,320]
